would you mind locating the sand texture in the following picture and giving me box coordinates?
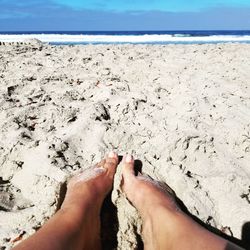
[0,42,250,249]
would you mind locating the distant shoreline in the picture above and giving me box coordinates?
[1,30,250,44]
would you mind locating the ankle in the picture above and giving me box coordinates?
[141,206,182,250]
[140,199,181,222]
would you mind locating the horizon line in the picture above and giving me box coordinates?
[1,29,250,32]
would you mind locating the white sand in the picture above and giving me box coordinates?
[0,41,250,249]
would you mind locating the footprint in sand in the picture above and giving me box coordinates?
[0,177,33,212]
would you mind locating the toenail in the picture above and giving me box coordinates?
[95,166,107,173]
[108,151,117,158]
[125,154,133,163]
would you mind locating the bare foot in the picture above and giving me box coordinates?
[121,155,240,250]
[121,154,181,249]
[62,151,119,212]
[121,155,179,216]
[60,151,119,249]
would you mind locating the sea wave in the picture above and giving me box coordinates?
[1,34,250,44]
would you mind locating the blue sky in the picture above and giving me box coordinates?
[0,0,250,31]
[53,0,250,12]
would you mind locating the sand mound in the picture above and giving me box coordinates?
[23,38,44,46]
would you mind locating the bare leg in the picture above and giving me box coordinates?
[13,152,119,250]
[121,155,243,250]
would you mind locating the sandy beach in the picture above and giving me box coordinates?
[0,41,250,249]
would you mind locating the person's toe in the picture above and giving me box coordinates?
[122,154,135,180]
[104,151,119,178]
[121,154,137,195]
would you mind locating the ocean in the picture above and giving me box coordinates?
[0,30,250,45]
